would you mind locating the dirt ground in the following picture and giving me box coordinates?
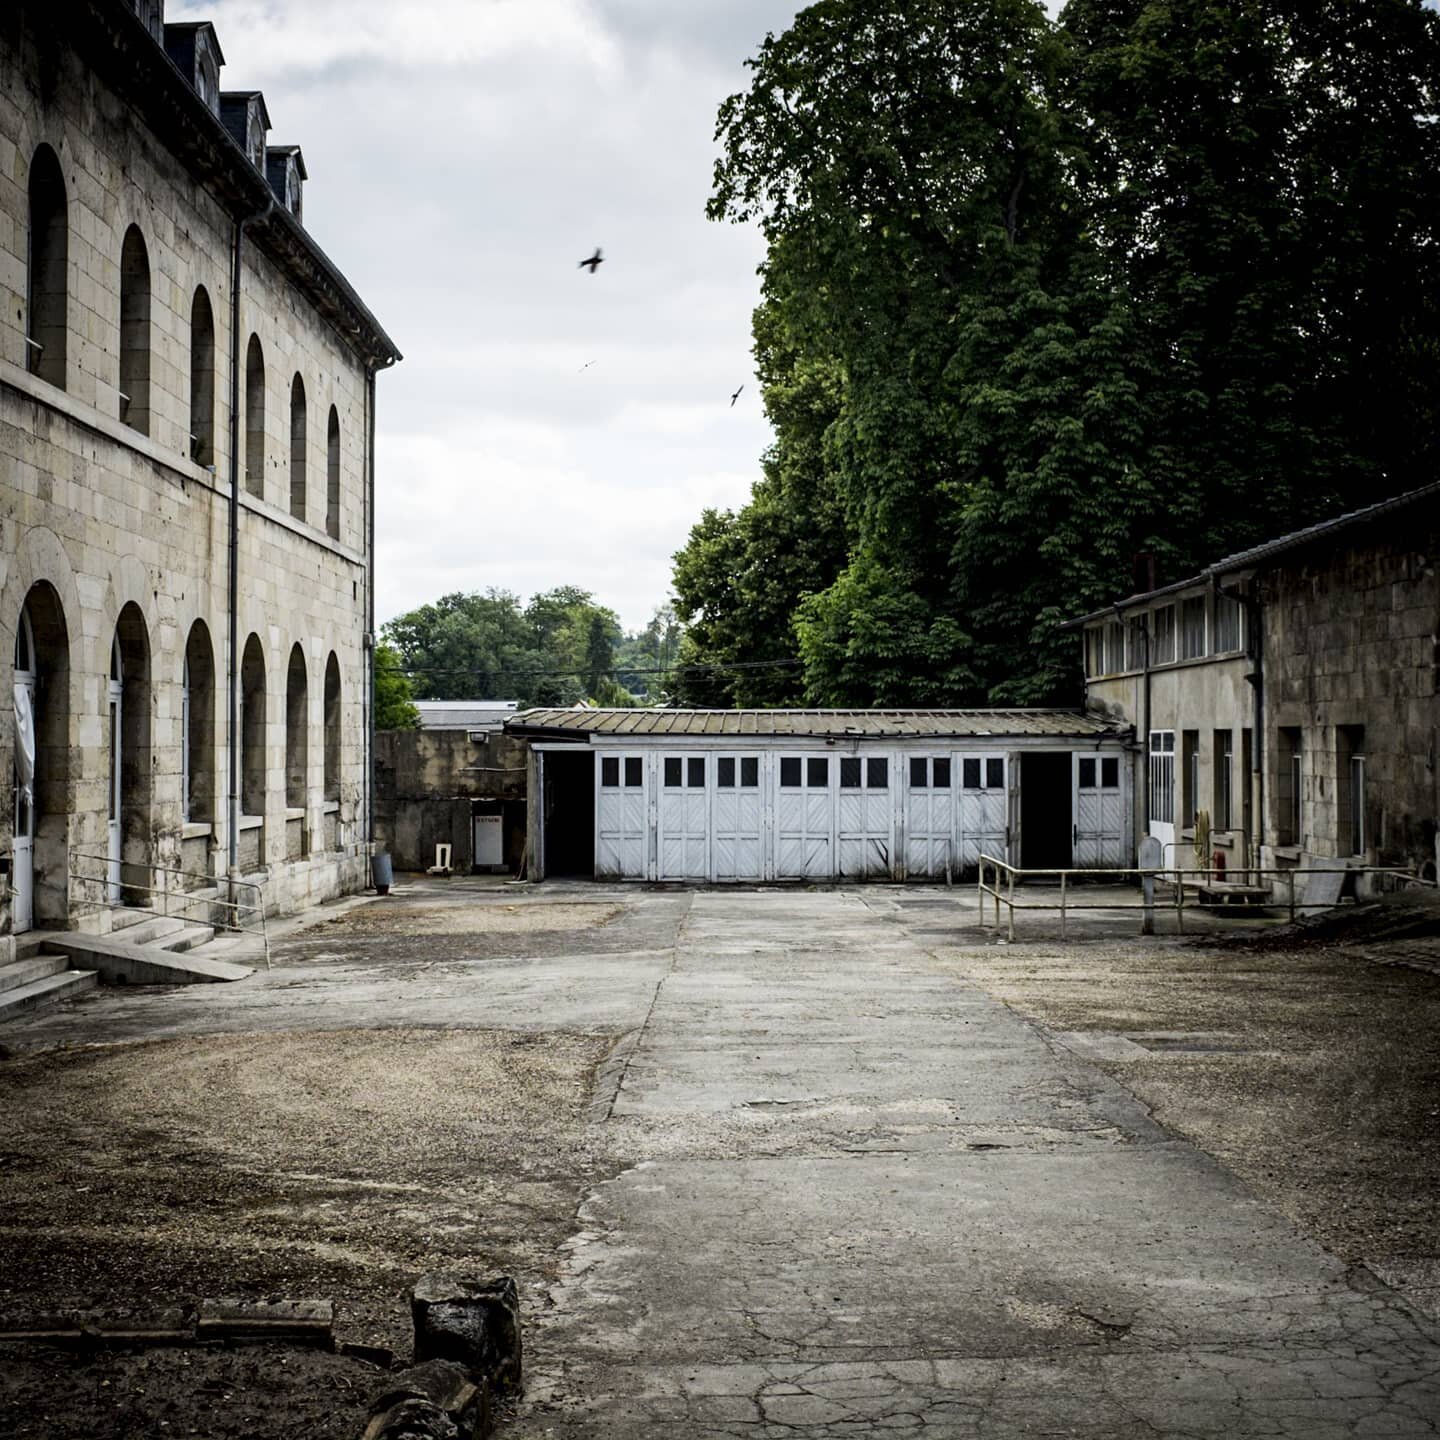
[923,896,1440,1315]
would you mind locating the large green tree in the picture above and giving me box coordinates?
[373,642,420,730]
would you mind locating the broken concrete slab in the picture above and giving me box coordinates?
[411,1275,520,1396]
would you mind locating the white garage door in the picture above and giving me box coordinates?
[775,754,833,879]
[596,752,648,879]
[658,754,710,880]
[905,754,953,879]
[838,754,894,878]
[957,754,1008,870]
[1075,752,1126,867]
[713,754,765,881]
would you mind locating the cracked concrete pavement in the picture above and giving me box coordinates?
[4,880,1438,1437]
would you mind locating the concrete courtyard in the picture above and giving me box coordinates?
[1,879,1437,1437]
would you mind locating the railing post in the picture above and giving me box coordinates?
[1289,870,1296,924]
[1007,866,1016,942]
[1060,870,1067,939]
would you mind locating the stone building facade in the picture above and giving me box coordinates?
[1,0,401,951]
[1070,484,1440,887]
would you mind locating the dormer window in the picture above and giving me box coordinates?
[128,0,165,43]
[163,23,225,118]
[265,146,307,222]
[220,91,271,172]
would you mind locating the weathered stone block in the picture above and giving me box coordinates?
[410,1275,521,1396]
[365,1359,489,1440]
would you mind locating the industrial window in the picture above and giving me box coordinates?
[601,756,620,787]
[119,225,152,433]
[183,621,215,823]
[1101,757,1119,788]
[289,374,307,521]
[323,653,341,803]
[609,756,645,788]
[664,756,682,787]
[932,758,950,788]
[780,757,801,787]
[1083,626,1103,678]
[1276,727,1302,847]
[1078,757,1096,788]
[1180,596,1207,660]
[687,757,705,787]
[987,758,1003,789]
[1213,729,1233,830]
[718,757,735,787]
[26,144,68,389]
[740,757,759,787]
[909,756,927,788]
[326,406,341,540]
[189,286,215,465]
[867,757,888,788]
[285,644,308,810]
[840,757,861,788]
[1337,726,1366,856]
[1181,731,1200,829]
[807,757,828,787]
[1149,730,1175,826]
[245,335,265,496]
[1151,606,1176,664]
[240,635,266,816]
[625,756,642,787]
[1124,619,1144,671]
[1103,621,1125,674]
[1214,589,1244,652]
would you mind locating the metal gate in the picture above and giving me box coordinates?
[596,752,648,878]
[774,754,833,879]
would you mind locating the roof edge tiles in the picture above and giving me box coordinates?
[505,708,1127,740]
[1061,482,1440,631]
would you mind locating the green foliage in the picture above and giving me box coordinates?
[678,0,1440,706]
[373,643,420,730]
[614,604,685,701]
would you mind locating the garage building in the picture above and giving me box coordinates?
[508,709,1133,883]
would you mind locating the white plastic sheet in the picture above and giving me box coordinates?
[13,682,35,806]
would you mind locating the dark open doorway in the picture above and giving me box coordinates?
[1021,751,1072,870]
[543,748,595,877]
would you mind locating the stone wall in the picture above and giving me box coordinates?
[0,4,391,948]
[374,729,529,874]
[1263,505,1439,878]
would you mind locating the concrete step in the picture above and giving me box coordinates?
[14,931,64,961]
[46,933,252,986]
[107,905,155,932]
[117,915,188,946]
[0,953,69,995]
[155,923,216,953]
[0,969,98,1024]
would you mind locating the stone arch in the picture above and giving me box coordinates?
[241,633,267,818]
[189,286,216,467]
[26,143,68,390]
[119,225,152,434]
[183,619,216,824]
[326,405,341,540]
[245,334,265,497]
[289,373,307,521]
[323,651,341,803]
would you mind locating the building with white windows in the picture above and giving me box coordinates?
[506,709,1132,883]
[2,0,400,957]
[1069,485,1440,888]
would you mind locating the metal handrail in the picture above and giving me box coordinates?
[68,850,270,970]
[976,853,1428,941]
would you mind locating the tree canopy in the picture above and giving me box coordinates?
[676,0,1440,704]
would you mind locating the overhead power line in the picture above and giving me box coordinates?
[391,658,802,679]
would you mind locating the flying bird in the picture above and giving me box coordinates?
[730,384,744,407]
[578,247,604,274]
[579,360,597,372]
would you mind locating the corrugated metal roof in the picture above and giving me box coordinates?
[506,708,1124,740]
[416,701,520,730]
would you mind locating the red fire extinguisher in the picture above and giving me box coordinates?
[1211,849,1226,881]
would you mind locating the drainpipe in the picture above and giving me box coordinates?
[365,355,397,858]
[1139,610,1152,832]
[226,198,272,877]
[1229,574,1265,871]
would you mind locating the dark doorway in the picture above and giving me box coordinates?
[544,748,595,877]
[1021,751,1072,870]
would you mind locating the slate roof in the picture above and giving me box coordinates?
[505,708,1124,741]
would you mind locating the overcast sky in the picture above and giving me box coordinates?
[171,0,815,632]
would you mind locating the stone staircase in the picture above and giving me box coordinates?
[0,901,256,1025]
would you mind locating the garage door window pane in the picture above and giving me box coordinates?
[909,757,927,788]
[718,757,735,787]
[664,757,682,787]
[688,757,705,787]
[601,756,619,787]
[867,757,888,788]
[741,757,759,787]
[962,758,981,789]
[932,757,950,788]
[625,757,643,788]
[1101,757,1119,788]
[986,758,1004,789]
[807,757,828,787]
[781,757,801,787]
[840,757,861,788]
[1079,757,1096,788]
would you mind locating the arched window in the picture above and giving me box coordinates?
[183,621,215,823]
[289,374,307,521]
[112,603,152,899]
[245,334,265,497]
[241,634,266,816]
[189,287,215,466]
[26,145,68,390]
[119,225,152,433]
[323,652,341,802]
[286,644,309,807]
[326,406,341,540]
